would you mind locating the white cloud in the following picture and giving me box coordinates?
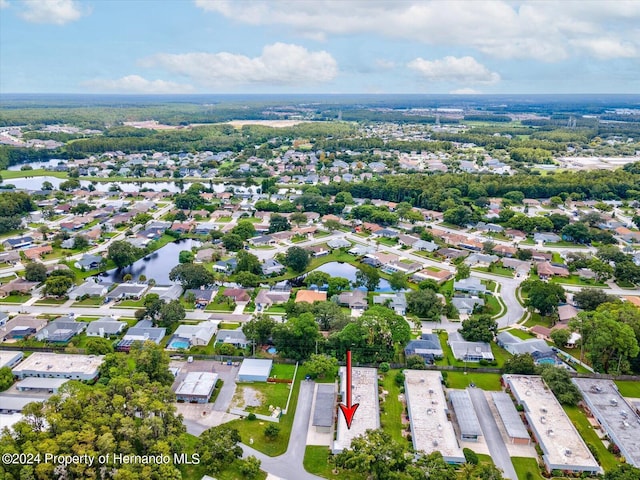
[0,0,9,9]
[141,43,338,87]
[450,88,481,95]
[194,1,640,61]
[408,56,500,85]
[82,75,195,94]
[569,38,637,59]
[19,0,86,25]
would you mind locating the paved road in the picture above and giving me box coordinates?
[241,380,322,480]
[468,388,518,480]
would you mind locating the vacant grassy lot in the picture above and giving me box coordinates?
[563,405,618,471]
[445,372,503,391]
[380,370,406,444]
[511,457,544,480]
[303,446,366,480]
[615,380,640,398]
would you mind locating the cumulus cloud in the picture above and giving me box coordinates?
[0,0,9,9]
[19,0,87,25]
[141,43,338,87]
[569,38,637,59]
[408,56,500,85]
[194,0,640,61]
[81,75,195,94]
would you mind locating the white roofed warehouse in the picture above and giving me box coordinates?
[504,374,601,474]
[237,359,273,382]
[11,352,104,381]
[175,372,218,404]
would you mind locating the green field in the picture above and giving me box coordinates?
[0,169,68,180]
[445,372,503,390]
[303,446,366,480]
[380,370,406,444]
[511,457,544,480]
[615,380,640,398]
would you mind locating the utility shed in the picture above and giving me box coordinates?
[238,359,273,382]
[16,377,68,393]
[449,390,482,441]
[491,392,530,445]
[313,383,336,433]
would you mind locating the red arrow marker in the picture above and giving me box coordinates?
[338,350,359,429]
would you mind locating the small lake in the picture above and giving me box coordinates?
[8,159,63,171]
[311,261,393,292]
[101,238,201,284]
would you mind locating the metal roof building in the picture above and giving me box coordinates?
[0,396,44,414]
[175,372,218,404]
[449,390,482,441]
[504,375,601,474]
[16,377,68,393]
[332,367,380,454]
[0,350,23,369]
[313,383,336,433]
[404,370,464,463]
[237,359,273,382]
[572,378,640,468]
[491,392,531,444]
[12,352,104,381]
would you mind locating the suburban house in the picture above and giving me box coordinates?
[75,254,104,270]
[215,329,249,348]
[0,279,39,298]
[295,290,327,304]
[222,288,250,303]
[373,292,407,315]
[36,317,88,343]
[168,320,219,348]
[255,290,291,311]
[451,296,485,316]
[110,283,148,300]
[337,290,369,310]
[68,279,108,300]
[453,277,487,295]
[185,288,217,307]
[262,258,286,275]
[536,262,570,280]
[447,332,494,362]
[86,317,128,337]
[116,320,166,351]
[2,236,33,250]
[404,333,444,363]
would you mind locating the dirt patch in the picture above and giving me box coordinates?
[232,386,263,409]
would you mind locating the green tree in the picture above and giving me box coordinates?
[327,276,351,297]
[443,206,474,227]
[406,289,442,321]
[290,211,308,226]
[242,315,276,344]
[604,464,640,480]
[107,240,143,268]
[460,315,497,343]
[456,263,471,280]
[305,270,331,288]
[305,354,339,379]
[273,312,322,361]
[178,250,194,263]
[0,366,14,391]
[264,423,280,440]
[582,310,639,373]
[389,271,408,291]
[335,430,410,480]
[235,271,262,288]
[231,220,256,240]
[283,246,310,273]
[24,262,47,282]
[313,301,347,331]
[169,263,215,289]
[235,250,262,275]
[85,337,115,355]
[199,425,243,475]
[221,233,244,252]
[239,456,262,480]
[550,328,571,348]
[540,365,582,405]
[158,300,186,329]
[355,265,380,291]
[503,353,536,374]
[523,279,565,317]
[43,275,73,297]
[268,214,290,233]
[574,289,620,311]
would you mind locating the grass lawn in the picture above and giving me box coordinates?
[234,382,291,416]
[445,372,503,391]
[380,370,406,445]
[550,275,605,287]
[265,305,286,314]
[226,365,307,456]
[474,266,515,278]
[511,457,544,480]
[35,297,67,305]
[508,328,536,340]
[563,405,618,471]
[524,313,552,328]
[490,343,512,368]
[0,294,33,304]
[205,301,235,312]
[72,297,104,306]
[217,216,232,223]
[219,322,241,330]
[547,241,587,248]
[303,446,366,480]
[118,299,145,308]
[615,380,640,397]
[0,169,68,180]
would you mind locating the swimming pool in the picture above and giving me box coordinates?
[267,347,277,354]
[168,339,190,350]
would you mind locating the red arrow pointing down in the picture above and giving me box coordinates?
[338,350,359,429]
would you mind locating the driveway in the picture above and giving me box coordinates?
[467,388,518,480]
[241,380,322,480]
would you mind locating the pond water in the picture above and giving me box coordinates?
[101,238,201,284]
[311,262,393,292]
[8,159,63,170]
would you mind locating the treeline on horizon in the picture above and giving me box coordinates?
[318,163,640,207]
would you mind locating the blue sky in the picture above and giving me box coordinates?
[1,0,639,94]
